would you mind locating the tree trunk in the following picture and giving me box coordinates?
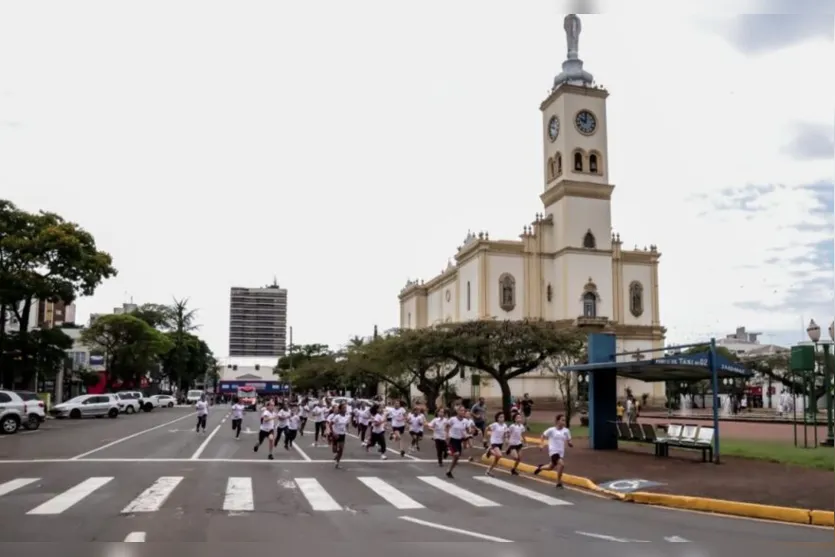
[497,379,513,420]
[418,382,440,414]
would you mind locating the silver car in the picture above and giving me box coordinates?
[50,394,121,419]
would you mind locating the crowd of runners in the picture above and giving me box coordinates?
[217,394,572,488]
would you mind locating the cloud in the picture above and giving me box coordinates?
[720,14,833,54]
[781,123,835,161]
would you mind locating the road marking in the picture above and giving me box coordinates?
[291,441,312,461]
[124,532,146,542]
[121,476,183,513]
[664,535,690,542]
[575,531,650,543]
[27,477,113,515]
[0,478,39,497]
[417,476,499,507]
[358,476,424,509]
[69,412,197,459]
[0,458,434,464]
[474,476,573,506]
[223,477,254,512]
[190,419,226,460]
[295,477,342,511]
[399,516,512,542]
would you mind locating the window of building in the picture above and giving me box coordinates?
[583,292,597,317]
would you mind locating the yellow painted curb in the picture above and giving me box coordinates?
[810,510,834,527]
[481,452,832,525]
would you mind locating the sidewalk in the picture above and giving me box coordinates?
[516,437,834,511]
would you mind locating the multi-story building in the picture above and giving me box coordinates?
[4,298,77,331]
[228,281,288,358]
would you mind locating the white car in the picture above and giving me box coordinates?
[185,390,204,405]
[14,391,46,430]
[152,394,176,408]
[116,391,155,413]
[50,394,120,419]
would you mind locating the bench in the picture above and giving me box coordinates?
[655,423,714,462]
[612,421,669,456]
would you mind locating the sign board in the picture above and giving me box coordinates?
[598,478,665,493]
[790,345,815,372]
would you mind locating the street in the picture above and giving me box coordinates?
[0,408,831,553]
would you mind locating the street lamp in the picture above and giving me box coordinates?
[806,319,834,447]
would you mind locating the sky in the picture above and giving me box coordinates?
[1,1,833,357]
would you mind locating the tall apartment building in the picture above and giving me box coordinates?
[228,281,288,358]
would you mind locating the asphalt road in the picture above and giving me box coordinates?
[0,406,831,554]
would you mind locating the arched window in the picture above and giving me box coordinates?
[583,292,597,317]
[498,273,516,312]
[466,281,471,311]
[574,151,583,171]
[547,157,555,180]
[583,230,596,249]
[556,153,563,175]
[589,153,599,173]
[629,281,644,317]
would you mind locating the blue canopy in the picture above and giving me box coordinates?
[561,351,751,382]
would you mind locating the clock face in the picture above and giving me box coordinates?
[548,116,560,142]
[575,110,597,135]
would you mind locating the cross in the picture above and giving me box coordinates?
[631,350,646,361]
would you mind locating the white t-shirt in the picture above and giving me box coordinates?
[465,418,475,433]
[275,409,290,428]
[195,401,208,416]
[390,407,407,428]
[358,409,371,426]
[260,409,276,432]
[331,414,350,435]
[447,417,469,440]
[312,407,325,423]
[429,417,447,440]
[326,413,335,424]
[300,405,309,418]
[488,423,508,445]
[231,403,244,420]
[507,424,526,446]
[408,414,425,433]
[543,426,572,457]
[288,415,300,430]
[371,413,386,434]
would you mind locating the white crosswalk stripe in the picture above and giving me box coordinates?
[121,476,183,513]
[417,476,500,507]
[474,476,573,505]
[357,476,424,509]
[1,473,575,515]
[27,477,113,515]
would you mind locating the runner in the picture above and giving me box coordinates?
[444,405,469,479]
[298,397,309,437]
[483,412,508,476]
[534,414,573,488]
[230,396,244,440]
[505,412,527,475]
[470,397,488,449]
[407,407,425,452]
[428,408,448,466]
[286,405,300,448]
[389,400,408,457]
[195,394,209,434]
[311,401,326,447]
[253,400,277,460]
[462,410,475,450]
[331,403,351,468]
[357,402,371,444]
[275,403,291,450]
[365,403,389,460]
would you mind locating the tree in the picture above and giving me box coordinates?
[132,303,173,330]
[439,319,585,419]
[543,343,587,427]
[80,314,172,390]
[744,350,832,405]
[0,328,74,389]
[0,200,116,386]
[284,352,347,394]
[341,335,414,403]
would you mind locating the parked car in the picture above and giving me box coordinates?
[185,390,204,405]
[151,394,176,408]
[50,394,120,419]
[0,390,26,434]
[116,391,155,412]
[14,391,46,430]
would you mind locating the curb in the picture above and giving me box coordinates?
[481,447,834,527]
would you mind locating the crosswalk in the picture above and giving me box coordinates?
[0,473,574,516]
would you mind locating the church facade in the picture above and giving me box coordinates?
[398,15,666,404]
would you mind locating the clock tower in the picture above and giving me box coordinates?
[540,14,614,252]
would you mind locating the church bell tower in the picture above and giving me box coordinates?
[540,14,614,252]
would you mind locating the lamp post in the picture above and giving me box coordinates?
[807,319,834,446]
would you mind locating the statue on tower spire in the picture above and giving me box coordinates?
[552,13,594,90]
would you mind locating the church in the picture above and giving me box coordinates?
[397,14,667,405]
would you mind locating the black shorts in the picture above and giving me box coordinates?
[550,453,563,466]
[258,429,273,443]
[474,420,486,432]
[448,438,464,455]
[393,426,405,434]
[231,418,242,429]
[333,434,346,444]
[506,444,524,455]
[490,443,503,450]
[409,430,423,438]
